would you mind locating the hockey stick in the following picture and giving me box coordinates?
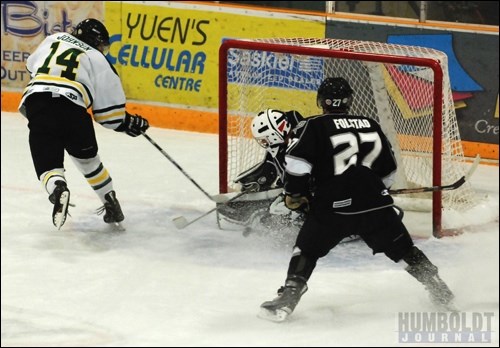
[141,132,227,203]
[172,191,248,229]
[388,155,480,195]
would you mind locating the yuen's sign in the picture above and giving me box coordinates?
[105,1,324,109]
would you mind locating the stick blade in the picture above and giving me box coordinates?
[210,192,244,203]
[258,307,289,322]
[465,154,481,181]
[172,216,189,229]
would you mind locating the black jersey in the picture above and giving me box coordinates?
[284,113,397,214]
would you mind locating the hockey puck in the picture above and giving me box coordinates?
[242,227,252,237]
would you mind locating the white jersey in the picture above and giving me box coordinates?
[19,33,126,130]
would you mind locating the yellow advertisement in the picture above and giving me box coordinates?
[105,2,324,110]
[1,1,103,90]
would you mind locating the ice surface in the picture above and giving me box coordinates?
[2,112,498,347]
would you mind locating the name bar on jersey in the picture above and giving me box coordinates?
[333,118,371,129]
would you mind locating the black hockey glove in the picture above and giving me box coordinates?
[285,194,310,213]
[241,181,260,193]
[235,159,278,193]
[241,182,260,193]
[116,112,149,137]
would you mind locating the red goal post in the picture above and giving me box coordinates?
[218,38,478,237]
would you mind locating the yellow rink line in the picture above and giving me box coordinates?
[2,91,498,161]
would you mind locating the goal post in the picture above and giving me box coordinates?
[218,38,478,238]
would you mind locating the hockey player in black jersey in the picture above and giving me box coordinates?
[259,77,455,322]
[18,18,150,229]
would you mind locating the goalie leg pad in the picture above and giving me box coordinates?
[217,199,274,225]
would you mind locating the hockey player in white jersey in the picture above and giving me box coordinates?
[18,18,149,229]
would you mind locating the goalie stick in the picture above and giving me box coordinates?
[141,132,228,203]
[172,191,248,229]
[173,155,480,229]
[388,155,481,195]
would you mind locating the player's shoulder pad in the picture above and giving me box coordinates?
[286,110,306,129]
[295,120,307,131]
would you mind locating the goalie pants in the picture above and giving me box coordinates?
[289,205,414,279]
[25,92,98,179]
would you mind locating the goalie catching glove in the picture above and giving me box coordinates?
[285,194,310,213]
[234,158,278,193]
[115,112,150,137]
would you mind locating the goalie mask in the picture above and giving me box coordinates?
[251,109,291,158]
[317,77,354,113]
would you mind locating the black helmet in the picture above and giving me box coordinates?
[317,77,354,113]
[72,18,110,49]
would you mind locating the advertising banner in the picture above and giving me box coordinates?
[105,2,324,110]
[326,19,498,158]
[1,1,103,90]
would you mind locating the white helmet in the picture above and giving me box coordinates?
[251,109,291,157]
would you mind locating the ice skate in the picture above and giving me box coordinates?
[424,274,456,311]
[49,180,70,230]
[259,277,307,322]
[97,191,125,231]
[405,249,456,312]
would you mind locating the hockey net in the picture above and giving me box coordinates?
[218,38,479,237]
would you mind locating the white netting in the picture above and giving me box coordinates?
[220,38,478,213]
